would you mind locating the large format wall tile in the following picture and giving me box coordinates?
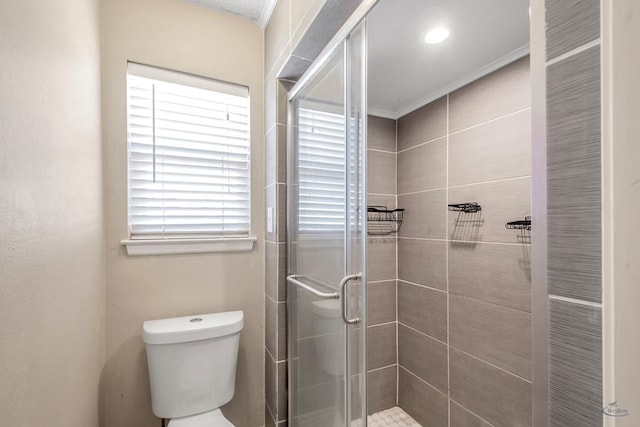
[398,324,448,393]
[549,299,602,427]
[448,177,531,244]
[398,368,448,427]
[397,137,446,194]
[367,280,396,325]
[398,238,447,290]
[546,0,600,61]
[449,56,530,133]
[449,109,531,186]
[367,237,397,281]
[397,96,447,151]
[450,401,491,427]
[398,190,447,239]
[367,323,397,370]
[397,281,447,342]
[547,46,601,303]
[449,242,531,312]
[449,295,531,380]
[450,348,531,427]
[368,365,397,415]
[368,115,397,152]
[368,150,396,195]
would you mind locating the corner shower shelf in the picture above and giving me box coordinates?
[505,216,532,230]
[448,202,482,213]
[367,206,404,235]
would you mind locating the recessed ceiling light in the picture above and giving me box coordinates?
[424,27,450,44]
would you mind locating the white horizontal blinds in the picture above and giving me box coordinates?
[127,63,250,239]
[298,107,347,233]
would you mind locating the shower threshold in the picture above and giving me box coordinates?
[367,406,421,427]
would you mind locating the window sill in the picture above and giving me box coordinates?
[121,237,257,256]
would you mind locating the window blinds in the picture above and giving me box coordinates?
[126,63,250,239]
[297,107,347,233]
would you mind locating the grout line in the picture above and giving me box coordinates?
[368,147,396,155]
[449,399,496,427]
[265,400,278,426]
[367,279,396,285]
[397,187,447,196]
[367,363,398,374]
[398,365,449,399]
[368,321,397,328]
[397,279,448,295]
[447,174,532,190]
[397,236,531,247]
[396,135,446,154]
[265,346,278,365]
[449,345,533,384]
[396,174,532,197]
[265,122,278,136]
[368,192,397,197]
[450,293,532,315]
[397,321,448,348]
[548,294,603,308]
[546,38,601,67]
[445,92,451,427]
[447,107,531,137]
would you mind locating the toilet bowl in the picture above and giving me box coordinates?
[167,409,233,427]
[143,311,243,426]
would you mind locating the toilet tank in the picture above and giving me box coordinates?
[143,311,243,419]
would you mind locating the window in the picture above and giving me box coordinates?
[297,104,362,235]
[297,107,346,233]
[123,63,254,255]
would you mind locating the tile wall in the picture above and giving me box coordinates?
[366,116,398,414]
[392,57,533,427]
[545,0,603,425]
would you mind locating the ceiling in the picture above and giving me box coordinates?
[368,0,530,119]
[182,0,276,28]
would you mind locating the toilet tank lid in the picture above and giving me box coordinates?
[143,311,243,345]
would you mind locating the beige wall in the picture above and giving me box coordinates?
[604,0,640,424]
[0,0,105,425]
[100,0,265,425]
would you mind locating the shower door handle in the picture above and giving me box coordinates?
[340,273,362,325]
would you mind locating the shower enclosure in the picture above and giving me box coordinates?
[286,21,368,427]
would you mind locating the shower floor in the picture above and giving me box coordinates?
[367,406,421,427]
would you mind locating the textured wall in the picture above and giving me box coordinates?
[545,1,603,425]
[395,57,532,427]
[0,0,105,424]
[100,0,265,425]
[608,0,640,423]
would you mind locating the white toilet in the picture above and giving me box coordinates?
[143,311,244,426]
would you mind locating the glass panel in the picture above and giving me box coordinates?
[288,20,368,427]
[345,21,367,427]
[289,42,348,427]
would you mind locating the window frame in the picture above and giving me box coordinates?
[121,62,256,255]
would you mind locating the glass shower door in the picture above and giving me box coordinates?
[287,21,367,427]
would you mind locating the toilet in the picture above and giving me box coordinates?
[143,311,243,426]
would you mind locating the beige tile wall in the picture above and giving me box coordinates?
[395,56,532,427]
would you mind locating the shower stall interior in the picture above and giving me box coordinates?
[286,1,535,426]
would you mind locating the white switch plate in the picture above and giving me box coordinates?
[267,207,274,233]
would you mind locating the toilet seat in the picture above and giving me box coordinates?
[168,409,234,427]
